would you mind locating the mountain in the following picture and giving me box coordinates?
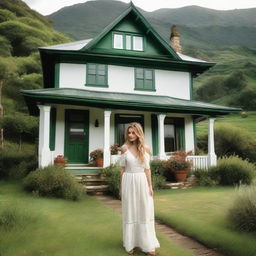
[48,1,256,48]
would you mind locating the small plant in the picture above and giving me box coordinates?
[240,111,248,118]
[228,185,256,232]
[194,168,219,186]
[89,149,103,161]
[165,151,193,171]
[54,155,68,166]
[110,143,119,155]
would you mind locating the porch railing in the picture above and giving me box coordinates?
[187,155,208,170]
[111,154,209,170]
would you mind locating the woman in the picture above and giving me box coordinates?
[120,122,160,255]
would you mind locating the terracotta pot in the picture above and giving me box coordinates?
[54,159,67,167]
[96,157,103,167]
[174,169,188,182]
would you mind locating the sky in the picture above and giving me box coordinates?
[23,0,256,16]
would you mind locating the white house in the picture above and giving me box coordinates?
[21,3,240,173]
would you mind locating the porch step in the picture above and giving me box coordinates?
[164,175,197,189]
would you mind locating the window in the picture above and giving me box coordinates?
[135,68,155,91]
[86,64,108,87]
[113,33,144,51]
[164,117,185,152]
[115,114,144,146]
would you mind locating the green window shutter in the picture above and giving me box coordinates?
[86,64,108,87]
[175,118,185,151]
[49,108,56,151]
[151,114,158,156]
[135,68,155,91]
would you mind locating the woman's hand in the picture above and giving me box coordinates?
[149,186,154,197]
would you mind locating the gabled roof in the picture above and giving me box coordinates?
[21,88,241,116]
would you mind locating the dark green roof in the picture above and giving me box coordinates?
[21,88,241,116]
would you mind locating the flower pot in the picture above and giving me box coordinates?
[54,159,67,167]
[96,157,103,167]
[174,169,188,182]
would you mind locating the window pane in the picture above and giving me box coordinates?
[88,64,96,74]
[164,124,175,152]
[145,80,153,89]
[98,64,105,71]
[114,34,123,49]
[133,36,143,51]
[145,70,153,79]
[97,75,105,85]
[98,70,105,76]
[136,79,144,89]
[88,74,96,84]
[135,69,144,79]
[126,35,131,50]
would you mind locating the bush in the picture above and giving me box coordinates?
[228,185,256,232]
[197,124,256,163]
[209,156,256,186]
[194,168,219,186]
[101,164,121,199]
[0,145,37,179]
[23,166,84,201]
[150,159,174,181]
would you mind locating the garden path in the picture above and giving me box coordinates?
[94,194,226,256]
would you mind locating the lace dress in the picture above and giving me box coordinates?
[120,149,160,253]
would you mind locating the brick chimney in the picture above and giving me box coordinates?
[170,25,182,53]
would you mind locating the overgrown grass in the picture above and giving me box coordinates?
[0,180,193,256]
[154,187,256,256]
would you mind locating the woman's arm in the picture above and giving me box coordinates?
[144,145,153,196]
[119,145,127,198]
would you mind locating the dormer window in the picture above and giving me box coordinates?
[113,33,144,51]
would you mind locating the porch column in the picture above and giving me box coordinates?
[103,109,111,167]
[38,105,51,168]
[157,113,166,160]
[208,117,217,166]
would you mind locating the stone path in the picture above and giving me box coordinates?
[94,194,226,256]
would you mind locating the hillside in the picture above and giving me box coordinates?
[0,0,70,116]
[48,0,256,109]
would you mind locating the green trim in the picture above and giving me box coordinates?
[151,114,158,156]
[66,168,100,174]
[54,63,60,88]
[190,73,193,100]
[193,117,197,152]
[112,32,145,52]
[134,68,155,91]
[85,63,108,87]
[78,3,181,59]
[49,107,56,151]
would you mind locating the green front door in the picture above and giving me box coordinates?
[64,109,89,163]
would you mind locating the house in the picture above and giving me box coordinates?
[21,3,240,172]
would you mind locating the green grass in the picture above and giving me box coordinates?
[196,111,256,136]
[0,180,193,256]
[154,187,256,256]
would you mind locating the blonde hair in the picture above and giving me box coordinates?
[125,122,145,163]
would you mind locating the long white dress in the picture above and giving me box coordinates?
[120,149,160,253]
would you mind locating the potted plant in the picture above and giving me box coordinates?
[90,149,103,167]
[54,155,68,167]
[110,143,120,164]
[165,151,192,182]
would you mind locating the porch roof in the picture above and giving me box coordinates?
[21,88,241,116]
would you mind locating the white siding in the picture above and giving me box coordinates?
[58,63,190,100]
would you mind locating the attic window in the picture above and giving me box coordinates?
[113,33,143,51]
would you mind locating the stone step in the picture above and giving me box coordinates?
[84,185,109,191]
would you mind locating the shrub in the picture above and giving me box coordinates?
[151,174,166,190]
[0,144,37,179]
[23,166,84,201]
[228,185,256,232]
[101,164,121,199]
[197,124,256,163]
[194,168,219,186]
[209,156,256,186]
[0,203,39,230]
[150,160,168,188]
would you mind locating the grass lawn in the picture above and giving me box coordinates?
[196,111,256,136]
[154,187,256,256]
[0,180,193,256]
